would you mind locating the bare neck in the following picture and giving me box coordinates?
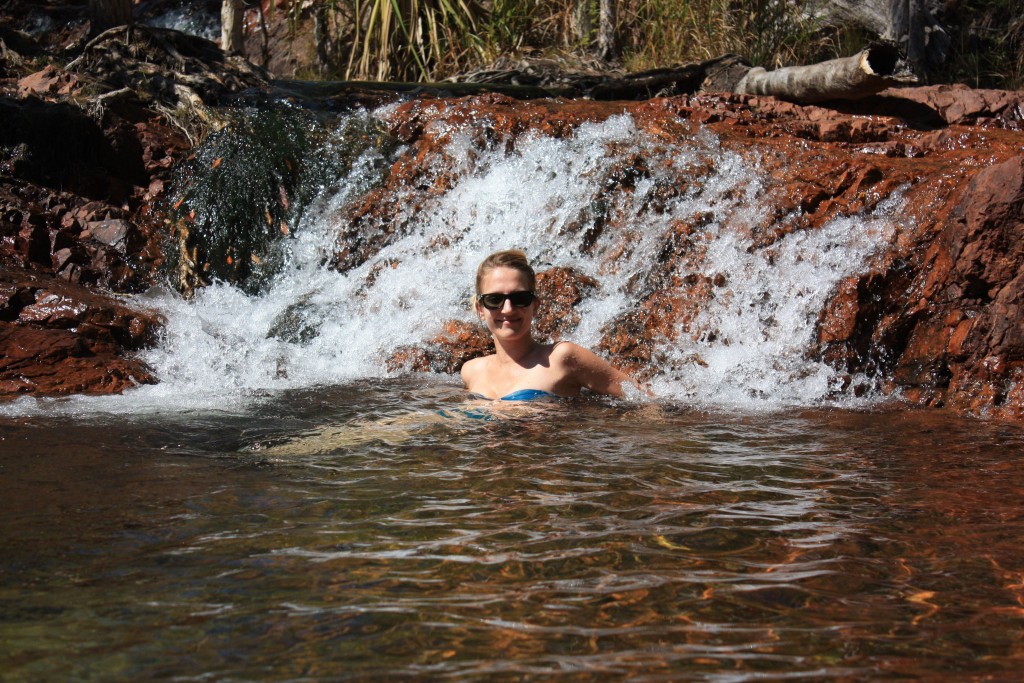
[493,335,541,366]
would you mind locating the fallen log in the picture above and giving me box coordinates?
[733,42,918,103]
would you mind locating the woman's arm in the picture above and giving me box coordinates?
[554,342,639,398]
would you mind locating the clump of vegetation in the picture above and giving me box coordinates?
[309,0,822,78]
[302,0,587,81]
[939,0,1024,89]
[619,0,835,72]
[289,0,1023,89]
[166,108,400,295]
[343,0,485,81]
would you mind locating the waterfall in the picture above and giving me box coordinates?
[143,7,220,41]
[6,107,903,415]
[658,205,899,407]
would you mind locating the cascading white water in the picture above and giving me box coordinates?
[656,205,899,407]
[4,109,902,415]
[143,8,220,41]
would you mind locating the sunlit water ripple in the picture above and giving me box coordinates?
[3,380,1023,681]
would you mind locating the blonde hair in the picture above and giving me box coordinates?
[475,250,536,294]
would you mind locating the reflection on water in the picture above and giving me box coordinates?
[2,379,1023,681]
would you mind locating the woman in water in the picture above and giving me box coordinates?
[461,250,639,401]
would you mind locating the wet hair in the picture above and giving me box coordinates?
[475,249,536,294]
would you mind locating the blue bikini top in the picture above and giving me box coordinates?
[468,389,558,402]
[499,389,557,402]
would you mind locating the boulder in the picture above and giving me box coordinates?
[0,268,160,396]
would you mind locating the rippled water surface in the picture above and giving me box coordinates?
[3,380,1023,681]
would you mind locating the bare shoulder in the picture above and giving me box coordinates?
[460,354,490,387]
[549,341,601,367]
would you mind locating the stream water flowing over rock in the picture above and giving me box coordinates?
[3,36,1024,418]
[161,92,1024,418]
[115,106,898,414]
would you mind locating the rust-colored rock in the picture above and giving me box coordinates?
[388,320,492,375]
[0,268,160,396]
[811,153,1024,419]
[1,22,197,400]
[878,85,1024,128]
[0,323,157,396]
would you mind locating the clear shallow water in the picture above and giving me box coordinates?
[3,379,1023,681]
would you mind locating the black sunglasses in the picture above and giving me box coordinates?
[477,291,537,310]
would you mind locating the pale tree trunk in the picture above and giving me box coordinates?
[597,0,617,61]
[733,42,918,103]
[572,0,617,60]
[221,0,245,56]
[571,0,592,46]
[88,0,132,37]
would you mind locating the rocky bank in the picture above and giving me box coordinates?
[1,17,268,395]
[2,9,1023,419]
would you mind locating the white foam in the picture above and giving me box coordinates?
[653,195,901,410]
[144,8,220,41]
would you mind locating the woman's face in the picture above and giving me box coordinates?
[475,266,537,341]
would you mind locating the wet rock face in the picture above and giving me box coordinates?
[358,90,1024,419]
[1,36,193,399]
[809,143,1024,419]
[0,269,160,396]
